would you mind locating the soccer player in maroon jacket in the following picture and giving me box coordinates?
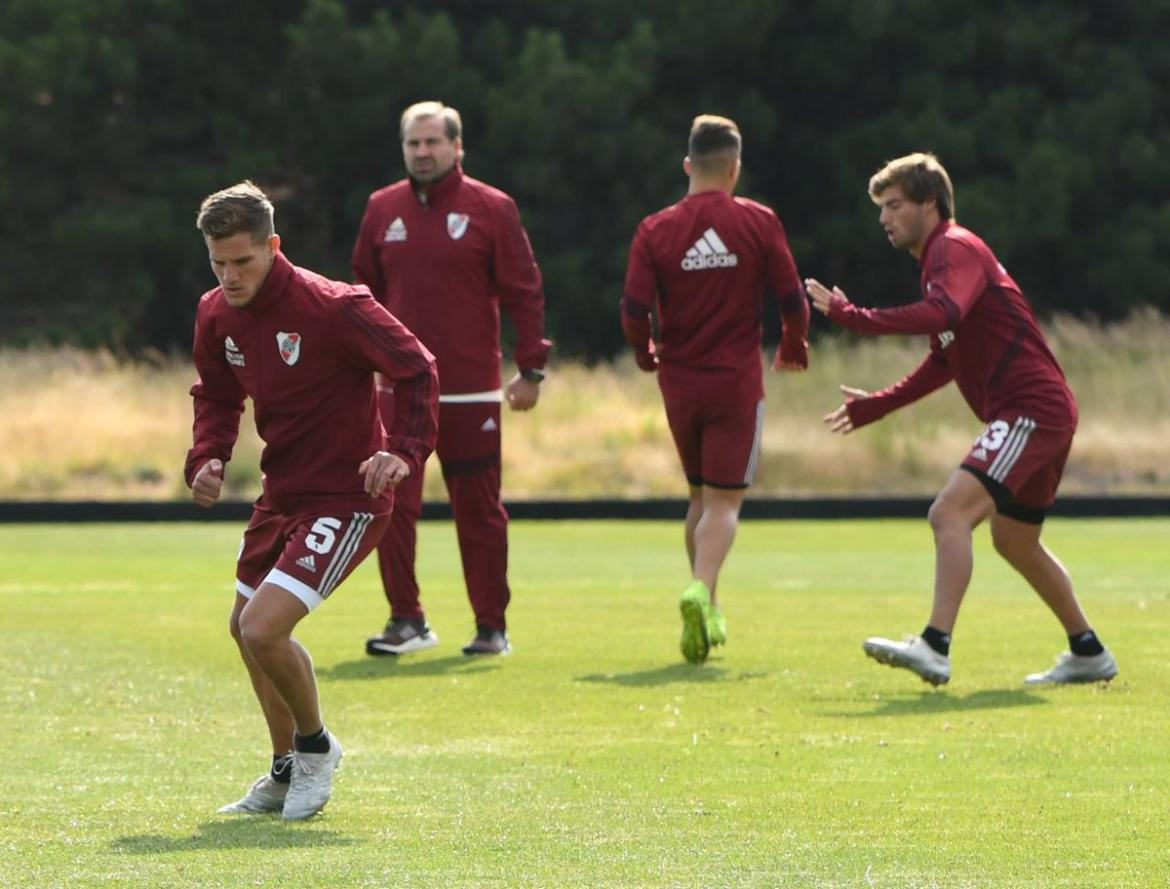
[353,101,550,657]
[807,152,1117,686]
[186,181,438,818]
[622,115,810,664]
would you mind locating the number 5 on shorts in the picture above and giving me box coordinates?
[305,517,342,554]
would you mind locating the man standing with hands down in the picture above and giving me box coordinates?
[187,181,438,819]
[622,114,809,665]
[807,152,1117,687]
[353,101,550,657]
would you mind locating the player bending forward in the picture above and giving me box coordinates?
[186,182,438,818]
[807,152,1116,686]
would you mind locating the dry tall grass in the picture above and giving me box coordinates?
[4,311,1168,500]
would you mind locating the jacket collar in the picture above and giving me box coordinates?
[241,251,294,313]
[411,163,464,207]
[919,219,952,264]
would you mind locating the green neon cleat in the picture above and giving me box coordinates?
[679,579,712,664]
[708,605,727,647]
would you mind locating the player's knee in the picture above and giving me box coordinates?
[926,500,973,535]
[237,612,281,654]
[927,497,956,535]
[228,612,244,645]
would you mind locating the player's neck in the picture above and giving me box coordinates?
[687,180,732,197]
[910,216,945,259]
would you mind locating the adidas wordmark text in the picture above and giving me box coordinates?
[681,227,739,271]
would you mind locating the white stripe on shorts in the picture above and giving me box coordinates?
[317,512,374,600]
[235,579,256,600]
[439,389,503,403]
[987,416,1036,482]
[265,568,324,612]
[742,400,766,486]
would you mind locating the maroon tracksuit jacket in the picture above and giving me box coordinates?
[829,221,1078,431]
[353,163,550,392]
[185,252,438,513]
[622,189,809,404]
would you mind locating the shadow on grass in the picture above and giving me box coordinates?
[114,818,356,854]
[576,662,769,686]
[824,687,1047,718]
[317,654,501,681]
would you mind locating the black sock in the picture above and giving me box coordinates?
[921,625,951,656]
[294,727,331,754]
[1069,629,1105,657]
[271,752,293,784]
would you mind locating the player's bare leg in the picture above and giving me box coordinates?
[237,584,320,734]
[925,469,995,632]
[230,593,295,753]
[683,484,702,579]
[238,582,342,819]
[692,485,747,606]
[219,593,298,814]
[990,512,1117,683]
[990,514,1090,633]
[863,470,991,685]
[678,485,742,663]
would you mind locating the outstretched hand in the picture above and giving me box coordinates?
[823,385,870,435]
[359,450,410,496]
[805,278,851,316]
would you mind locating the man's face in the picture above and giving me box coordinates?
[874,185,936,256]
[207,232,279,308]
[402,115,461,185]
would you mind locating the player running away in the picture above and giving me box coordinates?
[622,115,810,664]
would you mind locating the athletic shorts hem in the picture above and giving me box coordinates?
[700,479,751,490]
[264,568,324,611]
[960,465,1047,524]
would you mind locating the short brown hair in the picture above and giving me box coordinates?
[196,180,274,242]
[868,152,955,220]
[400,100,463,142]
[688,114,741,173]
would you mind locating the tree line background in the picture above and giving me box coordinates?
[2,0,1168,360]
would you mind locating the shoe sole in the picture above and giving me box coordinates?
[863,641,949,686]
[679,595,710,664]
[366,633,439,656]
[462,644,511,656]
[218,800,284,814]
[1025,670,1118,685]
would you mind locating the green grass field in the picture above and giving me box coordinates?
[3,518,1167,888]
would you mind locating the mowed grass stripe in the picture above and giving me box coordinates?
[1,519,1166,887]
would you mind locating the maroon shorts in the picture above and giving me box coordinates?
[960,414,1073,523]
[663,396,765,489]
[236,499,390,611]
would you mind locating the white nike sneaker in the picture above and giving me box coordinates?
[1025,649,1118,684]
[863,635,951,686]
[283,732,343,820]
[217,773,288,814]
